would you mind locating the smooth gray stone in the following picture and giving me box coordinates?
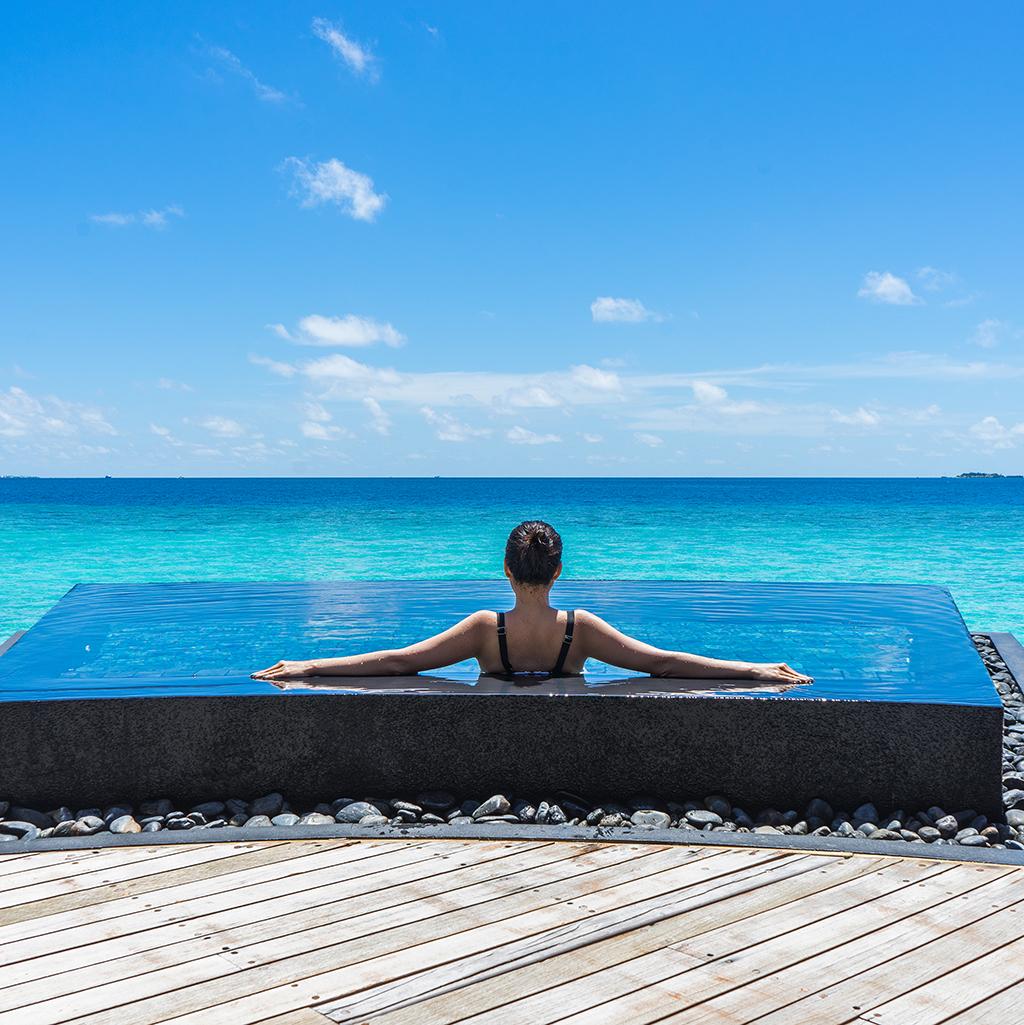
[187,812,207,825]
[1006,809,1024,828]
[753,824,781,834]
[109,815,142,834]
[449,816,474,825]
[416,791,456,812]
[791,820,809,835]
[142,821,163,832]
[103,805,133,824]
[50,806,75,823]
[871,829,903,841]
[243,815,272,828]
[71,816,106,836]
[192,801,226,818]
[686,809,724,828]
[852,802,878,824]
[394,809,417,823]
[334,801,384,824]
[271,813,300,827]
[249,792,285,817]
[534,801,551,825]
[201,819,227,829]
[953,808,978,828]
[225,798,249,817]
[475,814,521,823]
[313,803,333,816]
[955,827,979,841]
[704,795,732,819]
[835,821,857,837]
[53,820,76,837]
[918,826,941,842]
[810,826,832,836]
[1002,789,1024,809]
[934,814,959,836]
[298,812,335,825]
[632,810,671,829]
[1005,775,1024,791]
[806,797,833,821]
[358,814,389,826]
[391,800,423,814]
[421,813,445,825]
[959,834,990,847]
[7,806,53,829]
[0,832,18,842]
[229,813,249,827]
[1006,839,1024,850]
[0,821,40,840]
[472,795,511,820]
[139,798,174,817]
[166,817,194,830]
[139,815,164,825]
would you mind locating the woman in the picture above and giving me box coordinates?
[252,520,812,689]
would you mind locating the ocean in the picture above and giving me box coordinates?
[1,477,1022,639]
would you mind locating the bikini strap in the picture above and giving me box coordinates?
[551,609,576,676]
[496,611,514,675]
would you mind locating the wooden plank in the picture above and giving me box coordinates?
[359,853,883,1025]
[0,841,571,1006]
[0,841,208,890]
[862,932,1024,1025]
[258,1011,335,1025]
[0,839,469,968]
[707,865,1024,1025]
[382,857,948,1025]
[0,840,333,927]
[7,842,672,1025]
[0,839,422,952]
[940,980,1024,1023]
[504,859,962,1025]
[98,849,792,1025]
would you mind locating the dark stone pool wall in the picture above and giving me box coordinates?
[2,685,1004,817]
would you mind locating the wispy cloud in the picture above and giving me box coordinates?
[916,266,957,291]
[311,18,377,80]
[198,415,246,438]
[249,354,297,378]
[157,377,193,392]
[269,314,405,347]
[363,397,391,435]
[0,386,115,458]
[421,407,491,442]
[206,44,290,104]
[590,296,662,323]
[831,406,881,427]
[506,425,560,445]
[90,205,184,230]
[857,271,922,306]
[283,157,386,221]
[634,432,664,447]
[970,318,1010,349]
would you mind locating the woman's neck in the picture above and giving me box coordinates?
[511,586,553,613]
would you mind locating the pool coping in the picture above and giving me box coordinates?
[1,628,1021,865]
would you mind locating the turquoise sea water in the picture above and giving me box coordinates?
[1,477,1022,638]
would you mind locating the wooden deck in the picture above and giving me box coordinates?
[0,837,1022,1024]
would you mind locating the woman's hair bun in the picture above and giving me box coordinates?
[505,520,562,584]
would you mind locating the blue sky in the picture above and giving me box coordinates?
[2,3,1023,476]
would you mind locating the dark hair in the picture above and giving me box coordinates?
[505,520,563,585]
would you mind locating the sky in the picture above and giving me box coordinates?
[1,3,1023,477]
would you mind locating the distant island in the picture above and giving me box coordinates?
[953,472,1023,479]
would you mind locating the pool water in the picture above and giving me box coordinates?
[0,580,997,706]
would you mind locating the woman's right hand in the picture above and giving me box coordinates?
[251,660,318,684]
[745,662,813,686]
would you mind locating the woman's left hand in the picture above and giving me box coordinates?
[251,660,318,688]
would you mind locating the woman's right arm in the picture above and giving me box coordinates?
[576,610,812,685]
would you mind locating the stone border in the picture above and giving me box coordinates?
[3,628,1023,866]
[1,818,1022,865]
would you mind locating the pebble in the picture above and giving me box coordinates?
[248,793,285,817]
[109,815,142,834]
[631,810,671,829]
[686,809,724,828]
[0,821,40,840]
[298,812,335,826]
[8,806,53,829]
[71,816,106,836]
[243,815,272,828]
[472,795,511,820]
[271,813,300,827]
[334,801,384,824]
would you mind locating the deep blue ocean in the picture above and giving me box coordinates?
[1,477,1022,639]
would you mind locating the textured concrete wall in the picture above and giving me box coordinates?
[1,688,1004,816]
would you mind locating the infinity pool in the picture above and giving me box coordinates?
[0,580,997,705]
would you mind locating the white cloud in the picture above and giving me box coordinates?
[421,407,491,442]
[302,401,332,423]
[506,426,561,445]
[0,386,114,439]
[249,354,297,378]
[916,266,956,291]
[857,271,922,306]
[506,386,562,408]
[580,433,603,443]
[634,433,664,447]
[590,297,661,323]
[971,318,1005,349]
[969,416,1024,449]
[90,205,184,230]
[284,157,386,222]
[275,313,405,347]
[831,407,882,427]
[299,421,338,440]
[157,377,193,392]
[363,397,391,435]
[206,45,288,103]
[311,18,377,79]
[692,380,728,404]
[199,415,246,438]
[570,364,621,391]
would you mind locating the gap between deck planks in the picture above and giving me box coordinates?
[0,838,1019,1025]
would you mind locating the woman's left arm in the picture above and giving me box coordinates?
[251,611,490,688]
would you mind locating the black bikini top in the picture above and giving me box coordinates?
[496,609,576,676]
